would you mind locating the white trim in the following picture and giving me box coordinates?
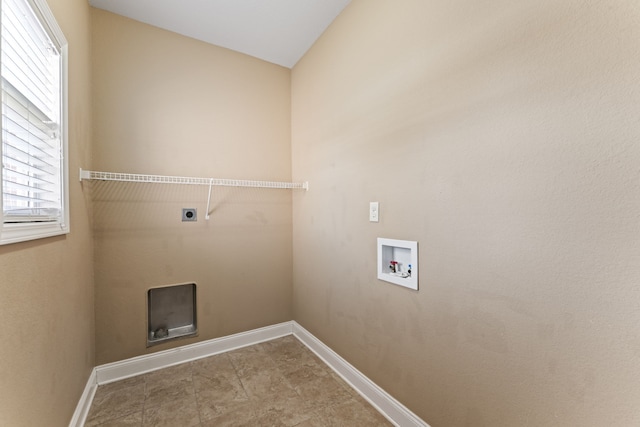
[68,369,97,427]
[0,0,70,246]
[292,321,429,427]
[27,0,68,46]
[0,222,69,245]
[96,322,292,385]
[70,321,429,427]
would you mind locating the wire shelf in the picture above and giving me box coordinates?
[79,169,308,191]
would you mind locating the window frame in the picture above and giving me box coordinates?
[0,0,69,245]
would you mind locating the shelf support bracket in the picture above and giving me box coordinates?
[205,179,213,220]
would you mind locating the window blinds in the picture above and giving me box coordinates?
[1,0,62,223]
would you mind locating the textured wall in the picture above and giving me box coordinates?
[0,0,95,425]
[291,0,640,425]
[91,10,293,364]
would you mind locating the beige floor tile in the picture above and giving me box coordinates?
[191,353,236,380]
[85,382,145,426]
[280,360,329,388]
[142,394,200,427]
[94,376,145,399]
[294,374,354,412]
[292,416,327,427]
[144,362,192,391]
[144,376,195,409]
[263,335,308,360]
[88,411,143,427]
[194,396,219,422]
[314,398,392,426]
[248,412,290,427]
[252,394,313,427]
[227,344,279,377]
[199,399,257,427]
[238,366,298,400]
[195,372,250,419]
[328,370,361,398]
[85,336,391,427]
[193,371,247,402]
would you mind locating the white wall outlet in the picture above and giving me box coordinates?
[369,202,379,222]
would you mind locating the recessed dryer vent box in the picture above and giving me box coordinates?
[377,238,418,290]
[147,283,197,346]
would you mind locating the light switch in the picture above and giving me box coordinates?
[369,202,379,222]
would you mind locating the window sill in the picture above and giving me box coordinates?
[0,222,69,245]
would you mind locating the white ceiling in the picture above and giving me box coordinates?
[88,0,352,68]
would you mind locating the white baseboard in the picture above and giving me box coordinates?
[96,321,293,385]
[68,368,97,427]
[292,321,429,427]
[70,320,428,427]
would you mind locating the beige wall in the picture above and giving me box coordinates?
[91,10,293,364]
[0,0,94,425]
[292,1,640,426]
[4,1,638,425]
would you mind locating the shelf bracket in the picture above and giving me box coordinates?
[205,179,213,220]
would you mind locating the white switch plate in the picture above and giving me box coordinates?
[369,202,379,222]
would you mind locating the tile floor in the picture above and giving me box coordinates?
[85,335,392,426]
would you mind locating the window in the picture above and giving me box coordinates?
[0,0,68,245]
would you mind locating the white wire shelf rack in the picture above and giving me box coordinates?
[79,169,308,191]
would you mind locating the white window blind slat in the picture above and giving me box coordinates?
[3,116,59,154]
[3,107,59,155]
[1,0,62,224]
[3,147,58,175]
[2,20,54,86]
[3,86,58,141]
[1,8,56,118]
[4,166,57,188]
[3,7,53,72]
